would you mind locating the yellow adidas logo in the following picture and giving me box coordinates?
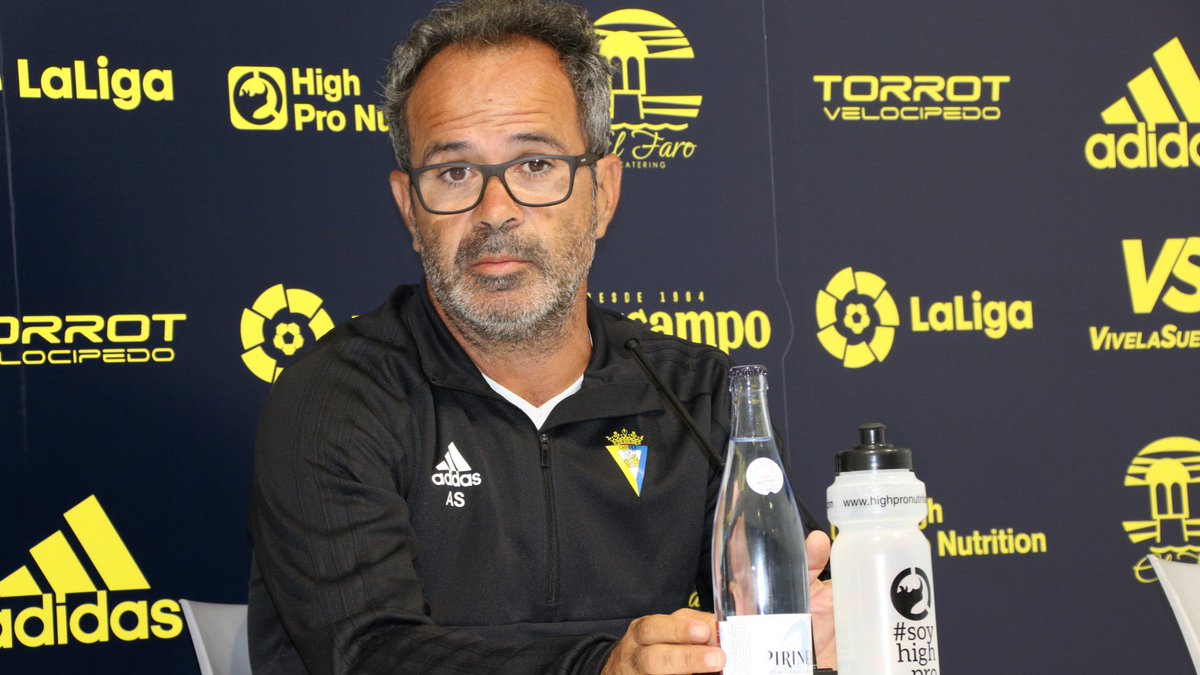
[0,495,182,649]
[1086,37,1200,169]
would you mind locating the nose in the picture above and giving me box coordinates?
[475,173,521,230]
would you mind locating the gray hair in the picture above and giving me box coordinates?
[382,0,612,170]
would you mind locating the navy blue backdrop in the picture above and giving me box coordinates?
[2,1,1198,672]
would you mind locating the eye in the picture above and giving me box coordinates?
[520,157,560,175]
[437,166,472,184]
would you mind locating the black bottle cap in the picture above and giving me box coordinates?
[835,422,913,473]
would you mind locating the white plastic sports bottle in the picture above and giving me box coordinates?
[712,365,813,675]
[827,423,940,675]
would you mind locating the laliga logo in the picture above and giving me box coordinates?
[816,267,900,368]
[1122,436,1200,583]
[240,284,334,383]
[816,267,1034,368]
[228,66,288,130]
[595,9,701,167]
[1085,37,1200,170]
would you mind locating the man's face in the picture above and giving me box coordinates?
[391,39,621,346]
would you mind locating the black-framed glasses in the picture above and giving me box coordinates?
[406,153,602,215]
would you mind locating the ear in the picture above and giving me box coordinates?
[591,154,622,240]
[390,170,422,252]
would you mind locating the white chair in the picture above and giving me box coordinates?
[1149,556,1200,673]
[179,599,252,675]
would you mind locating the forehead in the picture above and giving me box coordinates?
[406,39,584,162]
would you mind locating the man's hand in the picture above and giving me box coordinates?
[807,530,837,669]
[602,608,724,675]
[603,531,836,674]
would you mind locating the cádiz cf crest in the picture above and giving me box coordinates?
[606,429,648,496]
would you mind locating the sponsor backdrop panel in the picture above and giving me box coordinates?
[0,2,426,670]
[1,0,1196,672]
[1,89,22,577]
[582,0,795,436]
[767,0,1198,672]
[1,1,789,670]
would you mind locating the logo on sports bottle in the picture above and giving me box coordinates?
[890,567,932,621]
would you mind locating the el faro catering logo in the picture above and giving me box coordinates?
[594,9,702,169]
[227,65,388,133]
[1089,236,1200,352]
[240,284,334,383]
[1085,37,1200,170]
[0,496,183,649]
[1122,437,1200,583]
[815,267,1033,368]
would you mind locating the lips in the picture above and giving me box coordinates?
[471,257,529,275]
[454,229,547,280]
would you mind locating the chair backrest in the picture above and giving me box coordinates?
[179,599,252,675]
[1149,556,1200,673]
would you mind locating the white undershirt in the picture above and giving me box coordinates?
[481,372,583,430]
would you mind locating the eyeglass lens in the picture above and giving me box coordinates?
[417,156,575,212]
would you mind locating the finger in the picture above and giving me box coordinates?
[805,530,832,584]
[630,614,711,647]
[669,608,719,645]
[633,643,725,674]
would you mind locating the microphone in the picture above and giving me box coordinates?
[624,338,724,471]
[624,337,826,539]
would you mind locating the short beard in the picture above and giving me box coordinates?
[419,208,598,354]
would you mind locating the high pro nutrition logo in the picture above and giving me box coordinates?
[595,9,702,169]
[0,496,183,649]
[816,267,1034,368]
[227,65,388,133]
[1085,37,1200,170]
[814,72,1010,122]
[1088,237,1200,352]
[1121,437,1200,583]
[240,284,334,383]
[0,312,186,367]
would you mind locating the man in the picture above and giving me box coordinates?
[249,1,834,672]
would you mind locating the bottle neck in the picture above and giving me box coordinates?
[730,373,772,440]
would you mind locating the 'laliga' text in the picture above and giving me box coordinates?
[16,57,173,110]
[909,292,1033,338]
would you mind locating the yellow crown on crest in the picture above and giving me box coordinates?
[607,428,644,446]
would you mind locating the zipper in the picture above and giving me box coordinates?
[540,432,560,607]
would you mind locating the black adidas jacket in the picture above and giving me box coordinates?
[249,284,740,674]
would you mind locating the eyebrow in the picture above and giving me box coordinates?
[419,132,569,166]
[509,132,568,153]
[421,141,470,166]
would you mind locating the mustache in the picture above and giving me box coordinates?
[454,228,549,270]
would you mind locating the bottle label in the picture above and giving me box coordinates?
[745,457,785,495]
[827,483,927,519]
[718,613,813,675]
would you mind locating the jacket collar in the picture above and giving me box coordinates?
[400,283,664,425]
